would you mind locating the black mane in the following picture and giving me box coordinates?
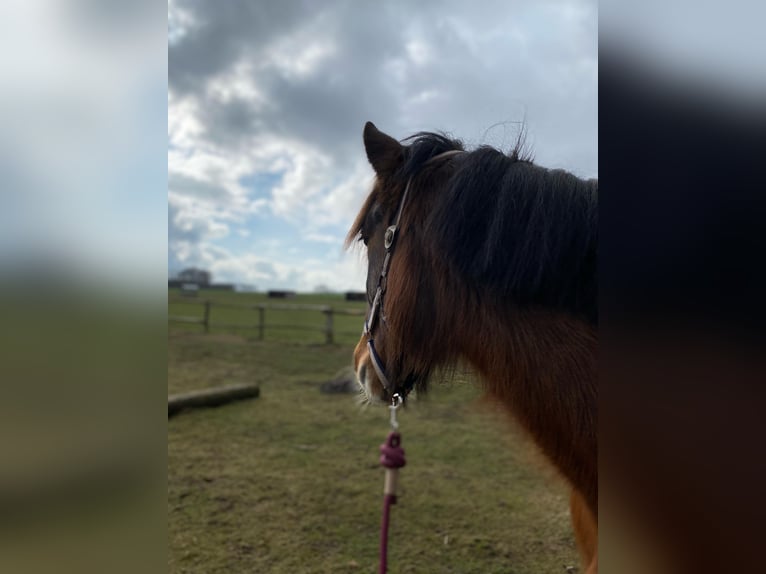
[399,132,597,324]
[400,132,465,175]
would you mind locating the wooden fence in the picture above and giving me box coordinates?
[168,298,366,344]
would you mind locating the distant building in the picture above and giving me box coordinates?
[177,268,211,286]
[168,268,234,291]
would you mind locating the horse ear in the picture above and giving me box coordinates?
[363,122,403,175]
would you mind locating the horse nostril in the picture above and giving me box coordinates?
[358,364,367,383]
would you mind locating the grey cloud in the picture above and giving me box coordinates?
[169,1,312,95]
[199,97,266,150]
[170,0,596,175]
[168,201,200,244]
[168,1,597,284]
[168,200,225,274]
[170,1,410,154]
[168,172,234,202]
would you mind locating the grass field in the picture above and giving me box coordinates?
[168,292,580,573]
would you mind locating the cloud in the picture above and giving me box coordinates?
[170,239,366,292]
[168,0,598,290]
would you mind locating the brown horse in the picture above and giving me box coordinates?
[347,122,598,572]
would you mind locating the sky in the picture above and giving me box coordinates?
[168,0,598,292]
[2,0,762,298]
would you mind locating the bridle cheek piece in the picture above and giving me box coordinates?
[362,150,464,398]
[363,181,410,397]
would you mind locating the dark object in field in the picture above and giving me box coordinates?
[319,371,358,394]
[168,383,260,417]
[267,290,296,298]
[345,291,366,301]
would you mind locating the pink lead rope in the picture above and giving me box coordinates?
[379,395,406,574]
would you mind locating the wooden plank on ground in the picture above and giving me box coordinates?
[168,383,260,417]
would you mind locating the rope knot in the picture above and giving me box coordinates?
[380,431,406,469]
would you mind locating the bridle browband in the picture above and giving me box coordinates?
[362,149,464,398]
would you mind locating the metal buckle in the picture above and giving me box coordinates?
[384,225,397,251]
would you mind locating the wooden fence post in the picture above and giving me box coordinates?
[324,307,334,344]
[203,300,211,333]
[258,305,265,340]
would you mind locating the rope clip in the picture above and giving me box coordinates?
[389,394,402,430]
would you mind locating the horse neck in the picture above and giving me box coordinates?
[422,160,598,324]
[388,162,598,511]
[452,296,598,511]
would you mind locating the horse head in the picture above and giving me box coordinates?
[348,122,463,403]
[348,122,415,403]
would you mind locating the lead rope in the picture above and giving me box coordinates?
[379,394,406,574]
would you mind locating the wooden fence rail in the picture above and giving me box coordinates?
[168,298,365,344]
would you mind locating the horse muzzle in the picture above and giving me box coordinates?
[354,337,388,403]
[354,336,419,403]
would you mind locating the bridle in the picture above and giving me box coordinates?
[362,176,411,397]
[362,149,464,398]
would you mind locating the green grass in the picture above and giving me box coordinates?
[168,322,580,573]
